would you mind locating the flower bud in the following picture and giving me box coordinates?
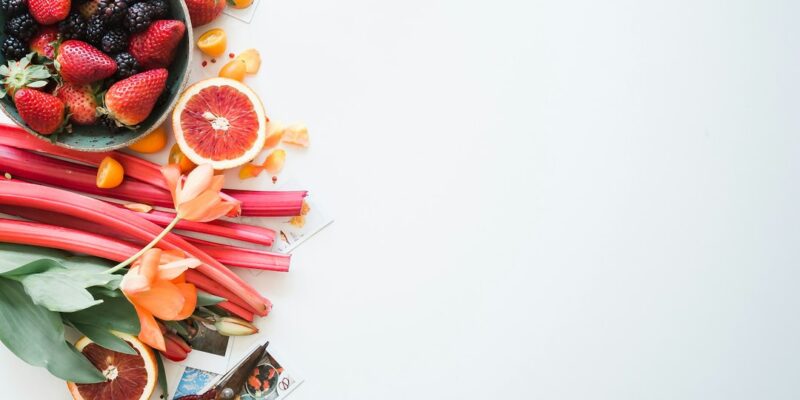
[214,317,259,336]
[161,333,191,362]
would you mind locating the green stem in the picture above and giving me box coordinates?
[106,216,181,274]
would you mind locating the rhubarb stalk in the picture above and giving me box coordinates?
[0,124,308,216]
[0,179,270,315]
[0,217,255,320]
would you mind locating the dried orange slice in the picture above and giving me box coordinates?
[67,332,158,400]
[196,28,227,57]
[236,48,261,74]
[173,78,267,170]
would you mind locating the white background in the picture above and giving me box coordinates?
[3,0,800,399]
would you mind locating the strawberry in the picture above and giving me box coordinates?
[0,54,51,99]
[129,20,186,70]
[28,0,71,25]
[28,26,59,60]
[55,40,117,86]
[14,88,66,135]
[101,68,168,127]
[55,83,99,125]
[185,0,225,27]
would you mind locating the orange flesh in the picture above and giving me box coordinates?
[96,157,124,189]
[197,29,227,57]
[179,85,260,161]
[168,144,197,173]
[75,343,147,400]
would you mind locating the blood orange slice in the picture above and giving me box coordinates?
[67,332,158,400]
[173,77,267,170]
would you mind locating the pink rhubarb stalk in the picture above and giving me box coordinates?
[0,179,270,315]
[0,217,255,320]
[0,124,308,216]
[0,206,288,272]
[120,207,275,247]
[185,237,290,272]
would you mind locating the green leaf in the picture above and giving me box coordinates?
[164,320,189,337]
[64,296,140,335]
[71,322,136,355]
[19,268,119,312]
[0,258,61,277]
[197,290,226,306]
[0,243,67,275]
[156,352,169,396]
[0,278,105,383]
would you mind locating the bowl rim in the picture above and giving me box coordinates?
[0,0,194,153]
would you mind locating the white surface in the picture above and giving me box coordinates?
[2,0,800,399]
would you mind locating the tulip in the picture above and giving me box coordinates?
[107,164,241,272]
[121,248,200,351]
[161,332,192,362]
[161,163,241,222]
[214,317,259,336]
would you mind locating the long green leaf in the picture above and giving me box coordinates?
[20,268,118,312]
[0,243,67,274]
[64,296,140,335]
[0,278,104,383]
[197,290,226,306]
[71,322,136,355]
[155,352,169,396]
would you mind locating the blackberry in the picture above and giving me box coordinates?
[0,0,27,17]
[96,0,129,24]
[114,52,140,79]
[124,2,154,33]
[1,36,27,61]
[101,29,128,54]
[85,15,107,46]
[58,12,87,41]
[6,12,38,42]
[100,115,120,132]
[148,0,168,19]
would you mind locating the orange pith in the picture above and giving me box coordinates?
[180,85,259,161]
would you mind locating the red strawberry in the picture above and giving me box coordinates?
[102,68,168,126]
[55,83,99,125]
[185,0,225,27]
[14,89,66,135]
[28,0,71,25]
[29,27,59,59]
[129,20,186,70]
[55,40,117,86]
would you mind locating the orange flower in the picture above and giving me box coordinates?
[161,163,241,222]
[121,248,200,351]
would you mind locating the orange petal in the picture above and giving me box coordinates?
[239,163,263,180]
[157,258,202,281]
[160,249,186,263]
[179,164,214,205]
[174,283,197,320]
[120,249,161,294]
[263,149,286,174]
[160,164,182,206]
[129,280,185,321]
[282,123,309,147]
[132,303,165,351]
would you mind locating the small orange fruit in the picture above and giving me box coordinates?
[197,28,227,57]
[96,156,124,189]
[235,48,261,74]
[228,0,254,9]
[263,149,286,174]
[128,126,167,153]
[219,58,247,81]
[168,143,197,173]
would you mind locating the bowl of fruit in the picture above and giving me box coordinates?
[0,0,193,151]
